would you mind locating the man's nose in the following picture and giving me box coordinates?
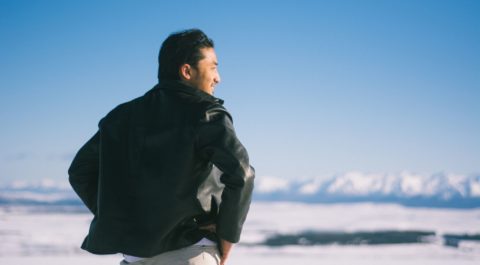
[215,72,221,84]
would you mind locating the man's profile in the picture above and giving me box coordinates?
[68,29,255,265]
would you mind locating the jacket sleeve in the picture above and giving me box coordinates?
[68,131,100,214]
[196,106,255,243]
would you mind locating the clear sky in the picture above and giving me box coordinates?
[1,0,479,183]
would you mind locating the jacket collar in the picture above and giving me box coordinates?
[156,80,224,105]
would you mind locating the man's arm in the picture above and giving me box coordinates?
[196,106,255,243]
[68,131,100,214]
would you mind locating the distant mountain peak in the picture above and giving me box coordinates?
[254,172,480,208]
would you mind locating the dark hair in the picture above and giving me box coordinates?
[158,29,214,81]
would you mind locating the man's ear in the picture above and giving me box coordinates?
[179,64,192,81]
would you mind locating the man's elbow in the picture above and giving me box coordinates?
[68,163,81,188]
[245,165,255,186]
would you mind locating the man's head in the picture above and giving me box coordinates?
[158,29,221,95]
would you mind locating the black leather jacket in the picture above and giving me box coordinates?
[68,80,254,257]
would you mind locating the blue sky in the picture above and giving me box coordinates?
[0,0,479,183]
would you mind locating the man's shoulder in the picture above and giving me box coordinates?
[202,101,232,123]
[98,93,149,128]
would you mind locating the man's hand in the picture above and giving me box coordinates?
[198,224,234,265]
[219,238,233,265]
[199,223,216,233]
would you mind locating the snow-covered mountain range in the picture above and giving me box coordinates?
[1,172,480,208]
[254,172,480,208]
[0,179,79,206]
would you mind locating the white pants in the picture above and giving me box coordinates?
[120,245,220,265]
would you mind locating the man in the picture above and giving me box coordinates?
[68,29,254,265]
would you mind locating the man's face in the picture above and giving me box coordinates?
[185,47,221,95]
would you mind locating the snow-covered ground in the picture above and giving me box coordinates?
[1,202,479,264]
